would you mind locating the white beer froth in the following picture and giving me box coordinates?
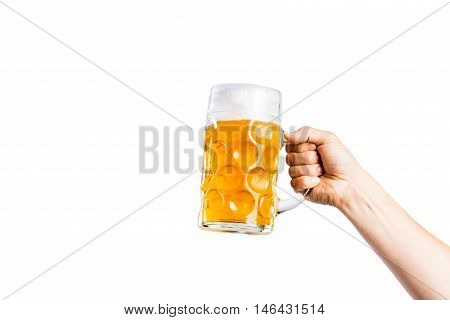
[207,83,281,122]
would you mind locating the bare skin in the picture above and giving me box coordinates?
[285,127,450,300]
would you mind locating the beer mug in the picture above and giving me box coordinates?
[198,84,306,234]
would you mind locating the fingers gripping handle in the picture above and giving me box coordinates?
[277,129,309,213]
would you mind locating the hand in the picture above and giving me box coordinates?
[285,127,450,300]
[284,126,365,208]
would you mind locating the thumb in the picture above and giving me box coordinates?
[284,126,336,145]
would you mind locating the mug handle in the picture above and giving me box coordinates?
[277,129,310,213]
[278,193,306,213]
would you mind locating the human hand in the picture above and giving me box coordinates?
[286,127,450,300]
[284,127,366,208]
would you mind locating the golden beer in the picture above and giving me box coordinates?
[199,119,281,232]
[198,84,304,234]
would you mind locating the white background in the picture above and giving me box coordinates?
[0,0,449,318]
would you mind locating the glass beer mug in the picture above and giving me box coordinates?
[198,84,306,234]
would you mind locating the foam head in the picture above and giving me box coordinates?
[207,84,281,122]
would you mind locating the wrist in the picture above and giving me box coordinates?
[337,170,393,218]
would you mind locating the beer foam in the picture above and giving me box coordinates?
[208,84,281,122]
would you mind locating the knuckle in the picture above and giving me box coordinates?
[298,143,308,152]
[316,165,322,175]
[286,153,294,165]
[304,165,312,175]
[303,127,311,141]
[298,126,307,132]
[295,126,308,142]
[303,143,314,152]
[302,126,311,132]
[326,131,338,141]
[288,166,297,177]
[300,144,309,153]
[307,152,317,163]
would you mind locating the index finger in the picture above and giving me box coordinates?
[284,126,337,145]
[285,142,316,153]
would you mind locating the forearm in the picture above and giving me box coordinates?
[338,172,450,299]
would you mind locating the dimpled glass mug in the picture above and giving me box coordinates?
[198,84,306,235]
